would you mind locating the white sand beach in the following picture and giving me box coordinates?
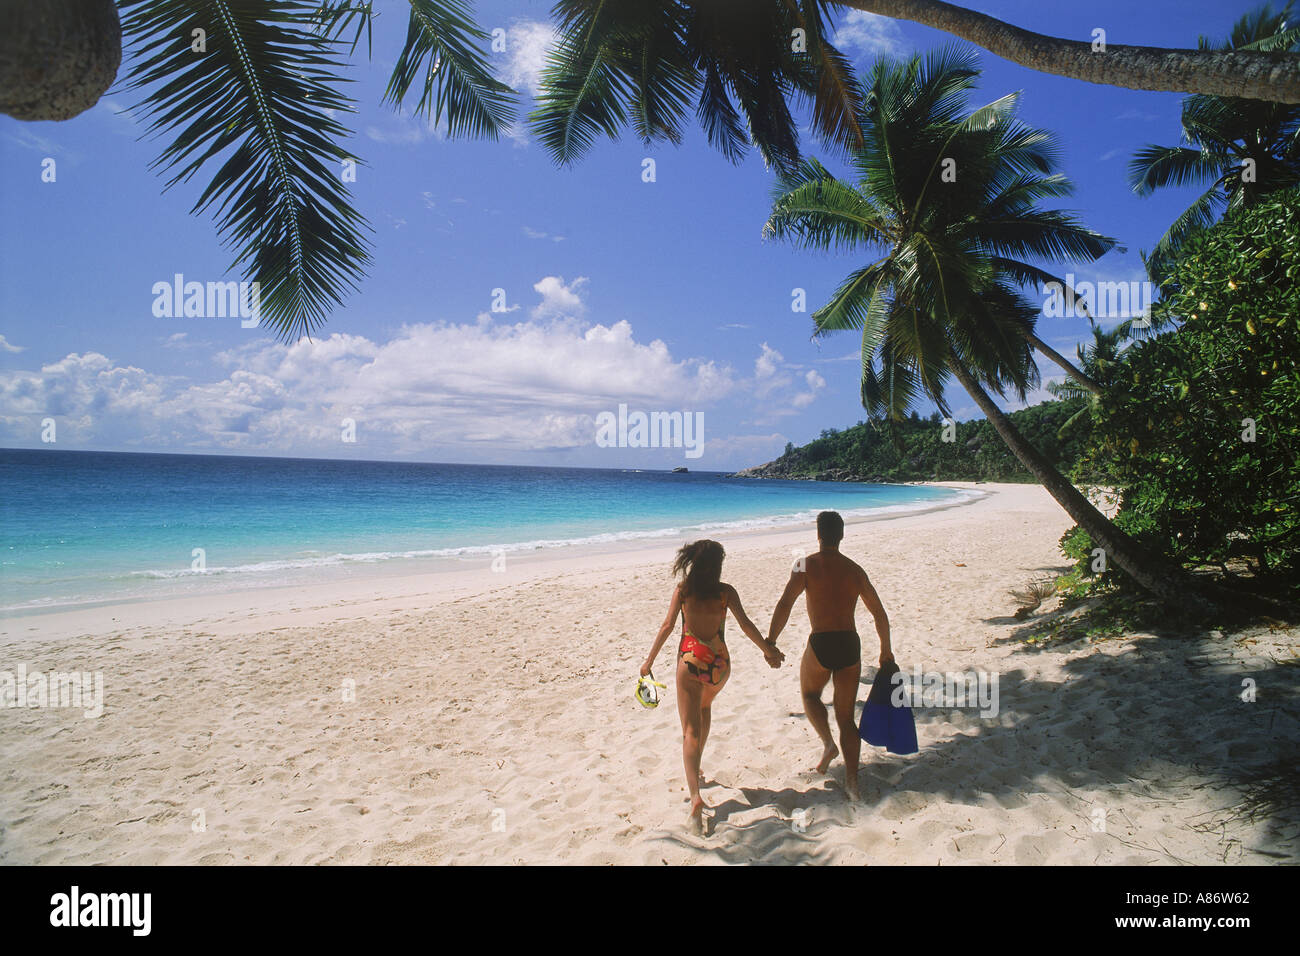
[0,482,1292,865]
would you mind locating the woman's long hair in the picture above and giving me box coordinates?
[673,539,725,600]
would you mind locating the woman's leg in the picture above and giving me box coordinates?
[675,661,706,824]
[697,666,729,775]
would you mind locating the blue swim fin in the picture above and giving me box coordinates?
[859,661,918,755]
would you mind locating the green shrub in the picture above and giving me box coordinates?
[1080,189,1300,585]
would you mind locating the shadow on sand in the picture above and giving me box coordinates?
[653,611,1300,864]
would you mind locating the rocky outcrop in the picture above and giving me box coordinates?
[1,0,122,121]
[729,461,889,483]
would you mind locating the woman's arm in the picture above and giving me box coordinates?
[641,585,682,677]
[726,586,784,668]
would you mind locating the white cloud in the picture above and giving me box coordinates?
[522,225,565,242]
[834,10,905,59]
[0,281,742,458]
[364,107,447,146]
[491,19,558,147]
[531,275,588,319]
[790,369,821,408]
[792,368,827,408]
[499,20,556,95]
[0,334,25,353]
[754,343,783,386]
[751,343,826,415]
[5,128,75,160]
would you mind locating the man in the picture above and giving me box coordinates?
[768,511,892,802]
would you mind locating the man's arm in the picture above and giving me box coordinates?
[767,568,806,646]
[860,571,892,665]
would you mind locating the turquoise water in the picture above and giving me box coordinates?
[0,449,971,612]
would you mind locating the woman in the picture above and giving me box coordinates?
[640,539,784,828]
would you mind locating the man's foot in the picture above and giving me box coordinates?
[844,779,861,803]
[815,741,839,774]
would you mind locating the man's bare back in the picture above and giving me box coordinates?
[802,550,872,633]
[766,512,892,801]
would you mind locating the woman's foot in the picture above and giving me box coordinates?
[687,795,707,833]
[815,741,839,774]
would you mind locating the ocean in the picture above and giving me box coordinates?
[0,448,973,613]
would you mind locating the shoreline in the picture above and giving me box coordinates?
[0,481,988,639]
[1,480,1289,865]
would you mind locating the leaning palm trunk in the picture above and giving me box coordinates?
[842,0,1300,103]
[944,349,1209,610]
[1024,330,1101,395]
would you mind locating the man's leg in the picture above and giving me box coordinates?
[831,660,864,801]
[800,643,837,773]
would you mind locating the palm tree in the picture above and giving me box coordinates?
[763,47,1204,606]
[530,0,864,174]
[838,0,1300,103]
[11,3,1298,340]
[1130,3,1300,279]
[532,0,1300,177]
[100,1,514,341]
[1046,321,1134,439]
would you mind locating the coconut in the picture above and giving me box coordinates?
[0,0,122,121]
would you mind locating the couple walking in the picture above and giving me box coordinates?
[640,511,893,827]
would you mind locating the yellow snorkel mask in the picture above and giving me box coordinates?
[635,672,666,708]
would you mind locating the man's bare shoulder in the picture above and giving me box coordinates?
[842,554,873,582]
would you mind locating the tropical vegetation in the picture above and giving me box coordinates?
[760,47,1204,606]
[1129,3,1300,279]
[1066,189,1300,593]
[737,400,1094,484]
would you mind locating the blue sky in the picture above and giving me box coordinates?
[0,0,1257,469]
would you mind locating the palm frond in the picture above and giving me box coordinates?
[385,0,516,139]
[810,261,891,335]
[764,160,891,251]
[120,0,371,341]
[529,4,634,165]
[1129,144,1228,195]
[1144,183,1229,279]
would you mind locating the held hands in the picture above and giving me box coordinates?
[639,659,653,679]
[762,640,785,669]
[879,650,895,668]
